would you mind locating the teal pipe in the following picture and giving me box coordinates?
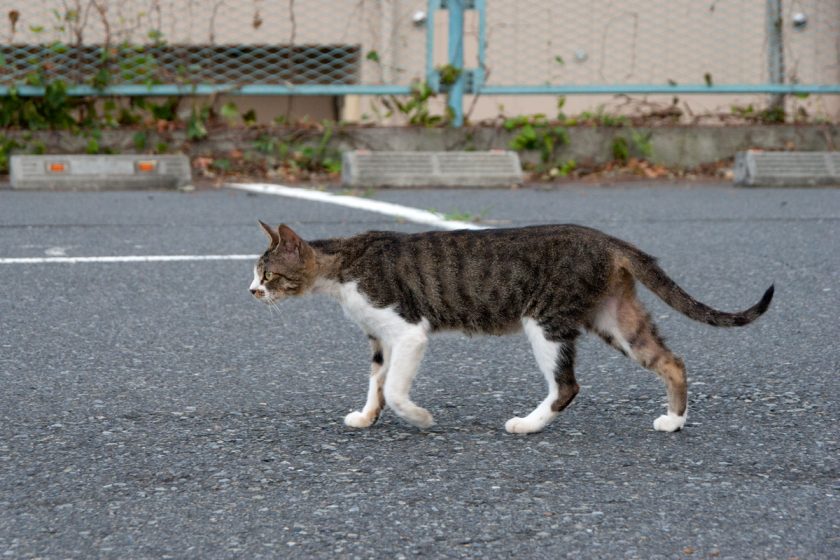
[0,84,416,97]
[447,0,465,127]
[478,84,840,95]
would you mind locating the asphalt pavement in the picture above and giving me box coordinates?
[1,184,838,559]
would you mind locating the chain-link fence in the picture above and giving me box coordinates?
[1,1,838,121]
[477,0,840,93]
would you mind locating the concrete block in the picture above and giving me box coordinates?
[10,154,192,190]
[734,150,840,187]
[341,151,522,188]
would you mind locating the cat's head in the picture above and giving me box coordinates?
[249,221,317,303]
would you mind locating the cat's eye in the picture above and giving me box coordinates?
[264,272,276,281]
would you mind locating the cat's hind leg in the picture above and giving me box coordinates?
[505,318,579,434]
[382,323,434,429]
[592,288,687,432]
[344,336,388,429]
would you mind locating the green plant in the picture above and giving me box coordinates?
[578,105,629,127]
[760,106,785,123]
[0,136,22,173]
[83,129,115,154]
[292,122,341,173]
[220,101,240,125]
[253,134,279,155]
[437,64,462,87]
[383,81,448,127]
[0,76,81,130]
[429,207,489,224]
[187,104,209,140]
[211,158,231,172]
[553,159,577,177]
[242,109,258,126]
[30,139,46,154]
[148,98,180,122]
[85,136,100,154]
[730,103,786,124]
[253,123,342,177]
[610,129,654,164]
[612,136,630,163]
[132,130,148,151]
[505,114,570,170]
[629,129,653,158]
[556,96,567,122]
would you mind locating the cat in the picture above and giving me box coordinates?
[249,220,773,434]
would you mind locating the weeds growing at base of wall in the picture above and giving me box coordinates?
[0,73,814,182]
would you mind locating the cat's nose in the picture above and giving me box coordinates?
[250,288,264,298]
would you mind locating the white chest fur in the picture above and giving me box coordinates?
[314,279,426,343]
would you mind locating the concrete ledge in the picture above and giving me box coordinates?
[2,124,838,170]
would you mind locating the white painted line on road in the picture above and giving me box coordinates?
[0,255,258,264]
[226,182,489,231]
[2,183,486,265]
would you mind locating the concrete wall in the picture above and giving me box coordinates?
[7,124,838,170]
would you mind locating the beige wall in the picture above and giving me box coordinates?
[4,1,838,123]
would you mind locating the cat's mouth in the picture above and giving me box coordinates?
[249,288,275,304]
[256,292,285,308]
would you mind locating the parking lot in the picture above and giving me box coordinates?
[1,184,838,558]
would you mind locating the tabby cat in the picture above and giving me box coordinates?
[249,221,773,434]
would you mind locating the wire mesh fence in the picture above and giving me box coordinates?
[483,1,768,88]
[0,1,837,114]
[477,0,840,92]
[0,0,429,92]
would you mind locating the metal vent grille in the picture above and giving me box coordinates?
[0,44,360,86]
[342,151,522,188]
[734,151,840,187]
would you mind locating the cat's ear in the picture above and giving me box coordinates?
[258,220,279,250]
[276,224,306,258]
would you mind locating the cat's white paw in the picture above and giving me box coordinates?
[404,408,435,429]
[387,399,435,429]
[505,416,545,434]
[653,412,686,432]
[344,411,375,429]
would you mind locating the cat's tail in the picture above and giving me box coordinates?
[618,244,774,327]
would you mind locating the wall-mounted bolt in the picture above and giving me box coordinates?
[792,12,807,29]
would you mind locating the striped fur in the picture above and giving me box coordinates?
[251,222,773,433]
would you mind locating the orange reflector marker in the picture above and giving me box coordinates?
[136,160,157,173]
[48,162,67,173]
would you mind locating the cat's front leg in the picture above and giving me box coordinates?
[344,337,388,428]
[382,325,434,429]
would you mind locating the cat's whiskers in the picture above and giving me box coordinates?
[262,295,281,315]
[264,296,276,315]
